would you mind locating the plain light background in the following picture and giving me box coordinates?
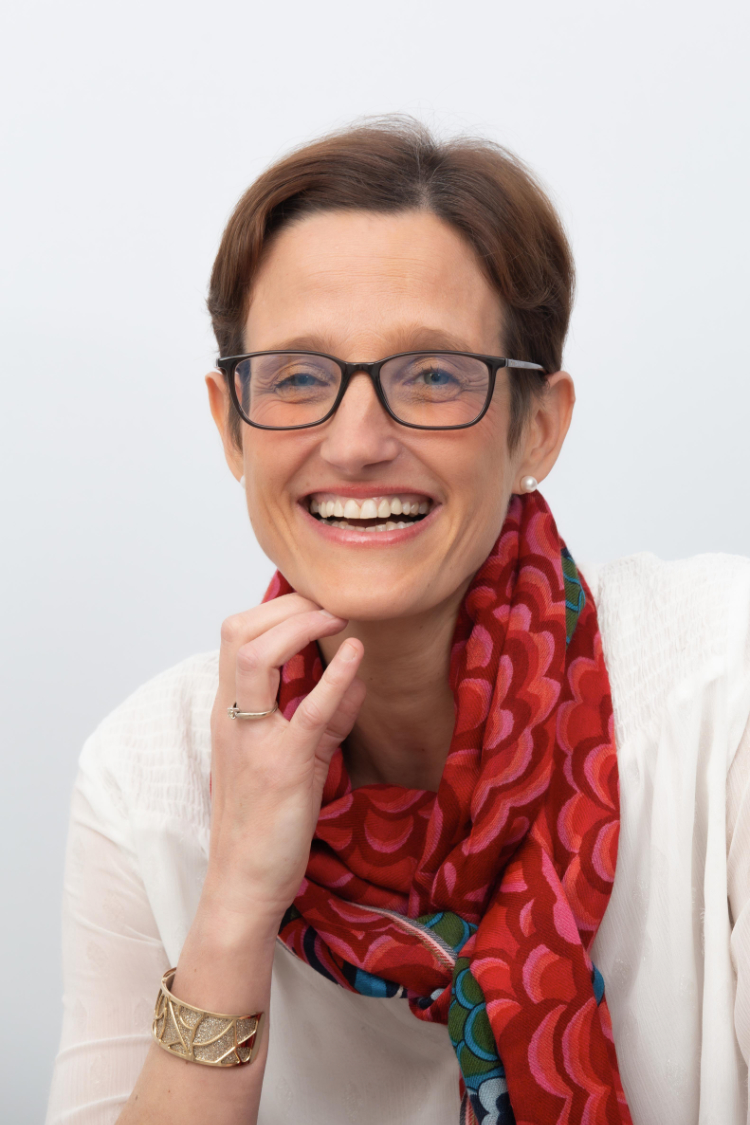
[1,0,748,1118]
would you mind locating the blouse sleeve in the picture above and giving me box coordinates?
[727,710,750,1124]
[45,781,169,1124]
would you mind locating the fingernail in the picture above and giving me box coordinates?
[339,641,358,662]
[319,609,344,620]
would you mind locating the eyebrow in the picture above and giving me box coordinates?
[254,328,483,356]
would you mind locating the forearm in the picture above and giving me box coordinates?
[116,600,363,1123]
[117,905,281,1125]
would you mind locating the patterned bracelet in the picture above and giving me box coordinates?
[152,968,265,1067]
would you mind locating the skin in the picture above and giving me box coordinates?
[207,209,575,791]
[117,209,574,1124]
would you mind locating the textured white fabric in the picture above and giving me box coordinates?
[45,553,750,1125]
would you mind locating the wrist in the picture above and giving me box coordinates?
[189,893,284,957]
[199,859,297,932]
[174,903,280,1014]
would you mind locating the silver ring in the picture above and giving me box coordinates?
[227,702,279,720]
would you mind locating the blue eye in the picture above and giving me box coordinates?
[276,371,322,389]
[419,368,455,387]
[257,362,338,400]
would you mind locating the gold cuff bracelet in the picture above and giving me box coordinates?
[152,968,265,1067]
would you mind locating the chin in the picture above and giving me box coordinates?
[283,565,438,623]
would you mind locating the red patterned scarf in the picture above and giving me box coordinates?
[265,492,631,1125]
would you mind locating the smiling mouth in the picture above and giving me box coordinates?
[306,492,433,533]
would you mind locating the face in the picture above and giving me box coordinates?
[208,209,571,622]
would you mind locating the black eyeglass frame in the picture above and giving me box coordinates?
[216,350,548,432]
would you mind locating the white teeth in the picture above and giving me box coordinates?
[385,520,397,530]
[310,494,432,522]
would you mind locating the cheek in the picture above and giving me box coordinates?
[445,422,514,559]
[241,436,305,538]
[442,417,511,514]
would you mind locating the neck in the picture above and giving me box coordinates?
[318,584,469,792]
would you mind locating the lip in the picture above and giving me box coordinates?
[297,489,441,547]
[300,484,437,501]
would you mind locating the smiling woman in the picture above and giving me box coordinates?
[46,119,750,1125]
[206,205,573,633]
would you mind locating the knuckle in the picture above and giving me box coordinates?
[322,660,348,688]
[296,698,326,731]
[236,643,264,676]
[220,614,245,646]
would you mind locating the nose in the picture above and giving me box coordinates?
[318,371,401,475]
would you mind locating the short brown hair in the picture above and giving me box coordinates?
[208,117,574,448]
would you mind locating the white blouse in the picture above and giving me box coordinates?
[46,553,750,1125]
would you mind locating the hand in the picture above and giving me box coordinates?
[200,593,365,931]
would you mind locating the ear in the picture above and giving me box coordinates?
[514,371,575,491]
[206,370,244,481]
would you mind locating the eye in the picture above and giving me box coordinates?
[274,367,326,390]
[415,366,457,387]
[393,357,473,398]
[249,355,339,400]
[270,359,333,387]
[379,353,490,426]
[399,360,463,389]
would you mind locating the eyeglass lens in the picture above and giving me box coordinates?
[234,352,492,429]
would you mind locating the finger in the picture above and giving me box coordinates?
[316,676,367,763]
[288,639,365,747]
[219,594,325,693]
[232,610,348,713]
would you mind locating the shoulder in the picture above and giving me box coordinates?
[582,551,750,651]
[90,649,219,749]
[76,651,219,839]
[580,553,750,747]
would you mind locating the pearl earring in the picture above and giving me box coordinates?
[521,475,538,493]
[239,475,245,489]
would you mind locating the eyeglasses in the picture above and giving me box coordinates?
[216,350,546,431]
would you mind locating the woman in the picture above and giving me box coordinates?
[46,119,750,1125]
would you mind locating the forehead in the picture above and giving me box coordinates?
[244,209,504,355]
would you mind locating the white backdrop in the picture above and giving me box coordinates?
[1,0,749,1119]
